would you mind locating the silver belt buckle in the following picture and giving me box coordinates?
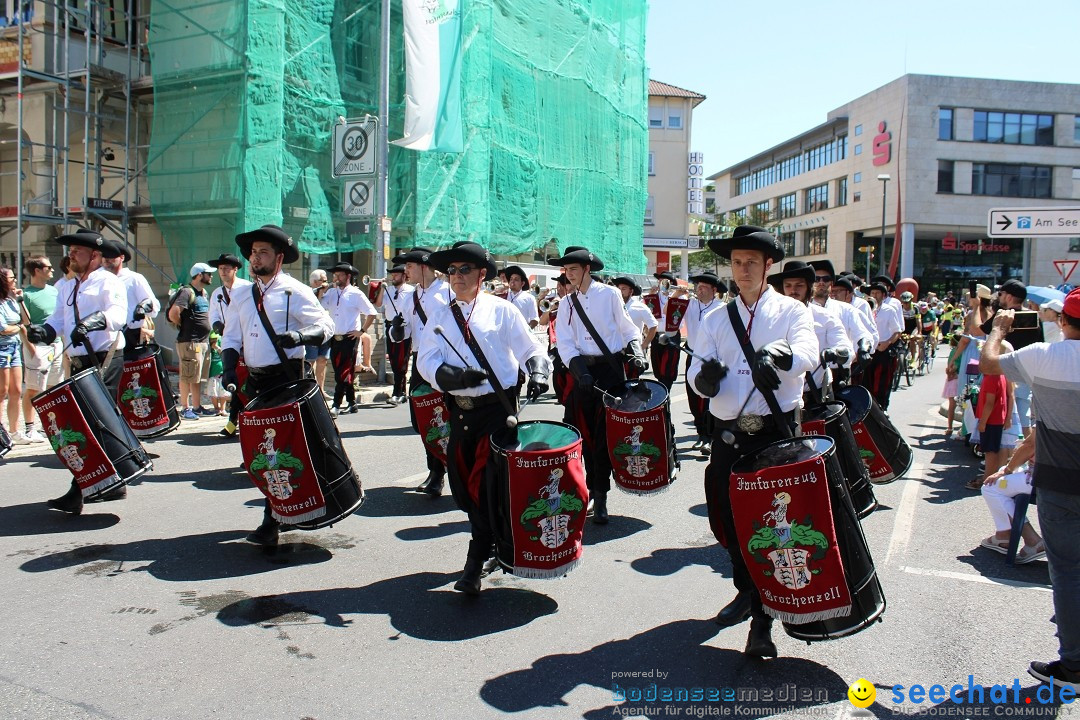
[736,414,766,433]
[456,395,475,410]
[334,334,344,341]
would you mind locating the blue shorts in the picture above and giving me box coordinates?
[980,424,1004,453]
[305,342,331,361]
[0,342,22,369]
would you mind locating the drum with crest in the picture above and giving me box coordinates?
[409,382,450,465]
[603,379,677,495]
[239,378,364,529]
[32,368,153,499]
[800,402,878,518]
[116,343,180,438]
[836,385,912,484]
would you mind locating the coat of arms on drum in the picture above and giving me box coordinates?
[746,492,829,591]
[248,428,304,500]
[519,469,584,550]
[45,411,88,472]
[424,406,451,456]
[612,424,661,478]
[119,372,159,419]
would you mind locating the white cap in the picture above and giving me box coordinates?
[189,262,215,277]
[1041,299,1064,313]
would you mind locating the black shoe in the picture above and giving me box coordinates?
[592,492,608,525]
[1029,660,1080,691]
[245,518,280,546]
[744,618,777,659]
[714,591,752,626]
[47,486,83,515]
[346,404,360,414]
[416,472,445,497]
[454,557,484,595]
[87,485,127,503]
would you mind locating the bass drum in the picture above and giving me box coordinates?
[801,402,878,518]
[837,386,913,484]
[116,343,180,439]
[603,379,677,495]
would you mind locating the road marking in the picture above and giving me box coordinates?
[395,471,429,486]
[670,391,687,403]
[884,466,923,565]
[899,565,1051,592]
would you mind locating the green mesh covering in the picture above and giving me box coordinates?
[148,0,647,278]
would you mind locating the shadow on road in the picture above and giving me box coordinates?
[339,426,416,440]
[629,544,732,578]
[954,551,1051,587]
[583,516,652,545]
[142,468,255,492]
[355,486,456,518]
[0,502,120,536]
[395,519,470,541]
[214,571,558,640]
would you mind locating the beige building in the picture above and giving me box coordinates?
[708,74,1080,295]
[645,79,705,280]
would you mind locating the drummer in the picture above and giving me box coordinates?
[100,241,159,358]
[321,262,377,416]
[416,241,550,594]
[808,260,876,385]
[613,276,657,380]
[220,224,334,546]
[373,265,414,405]
[551,246,645,525]
[388,246,451,496]
[646,271,685,391]
[207,253,252,438]
[683,272,727,454]
[26,229,130,514]
[685,225,818,659]
[503,265,540,329]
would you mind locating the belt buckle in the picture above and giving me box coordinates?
[456,395,475,410]
[334,334,344,341]
[736,414,766,433]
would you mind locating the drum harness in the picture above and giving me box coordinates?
[567,293,629,409]
[725,301,797,442]
[252,284,300,383]
[448,302,519,420]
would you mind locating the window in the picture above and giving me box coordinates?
[804,184,828,213]
[754,200,771,220]
[853,172,862,183]
[854,124,863,136]
[938,160,954,193]
[779,232,796,257]
[971,163,1052,198]
[648,152,655,176]
[1069,238,1080,253]
[667,106,683,130]
[644,195,654,224]
[854,144,862,155]
[778,193,796,219]
[938,108,954,140]
[1075,117,1080,143]
[837,177,848,206]
[853,191,861,202]
[734,135,846,195]
[806,227,828,255]
[649,106,663,129]
[973,111,1054,146]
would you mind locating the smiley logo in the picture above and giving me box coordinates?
[848,678,875,708]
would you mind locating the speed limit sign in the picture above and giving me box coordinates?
[332,118,378,178]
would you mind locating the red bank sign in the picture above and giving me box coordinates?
[941,233,1011,253]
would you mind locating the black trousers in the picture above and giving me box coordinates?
[565,359,624,494]
[408,353,445,479]
[685,352,713,442]
[330,336,359,408]
[446,398,512,560]
[387,337,411,397]
[650,337,680,390]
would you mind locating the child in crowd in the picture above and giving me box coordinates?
[966,340,1013,490]
[206,330,227,416]
[942,334,961,437]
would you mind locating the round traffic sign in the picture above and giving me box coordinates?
[341,126,369,161]
[349,182,370,207]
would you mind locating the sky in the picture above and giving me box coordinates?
[644,0,1080,176]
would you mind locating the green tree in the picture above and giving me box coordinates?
[688,207,779,274]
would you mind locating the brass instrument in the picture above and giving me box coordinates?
[539,296,560,313]
[361,275,385,285]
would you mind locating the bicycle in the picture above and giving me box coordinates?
[892,336,913,391]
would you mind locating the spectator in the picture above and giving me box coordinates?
[1041,300,1064,344]
[0,266,24,441]
[18,255,60,442]
[980,428,1044,563]
[168,263,214,420]
[966,341,1014,490]
[306,269,332,395]
[942,334,961,438]
[982,279,1042,436]
[981,296,1080,691]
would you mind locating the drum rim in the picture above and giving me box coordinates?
[801,401,847,423]
[241,377,320,411]
[605,378,669,412]
[490,420,582,453]
[730,435,835,473]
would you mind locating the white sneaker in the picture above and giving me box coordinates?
[12,431,31,445]
[25,429,47,443]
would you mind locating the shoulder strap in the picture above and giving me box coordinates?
[252,283,297,381]
[222,285,231,306]
[726,299,793,438]
[448,301,517,417]
[414,288,429,326]
[568,291,622,371]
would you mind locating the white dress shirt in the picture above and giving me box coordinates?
[874,301,904,346]
[808,302,853,387]
[851,294,874,325]
[222,272,334,367]
[815,297,877,350]
[322,284,377,335]
[684,296,723,351]
[209,278,254,329]
[625,297,659,336]
[555,281,640,364]
[116,268,159,330]
[399,277,451,352]
[45,267,128,356]
[417,294,543,397]
[381,282,414,328]
[686,286,819,419]
[507,289,540,327]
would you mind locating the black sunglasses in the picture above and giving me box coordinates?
[814,275,834,282]
[446,264,477,275]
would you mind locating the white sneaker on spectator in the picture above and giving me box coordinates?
[12,431,31,445]
[25,429,47,443]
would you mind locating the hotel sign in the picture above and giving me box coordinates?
[687,152,704,215]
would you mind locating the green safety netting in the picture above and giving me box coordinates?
[147,0,647,279]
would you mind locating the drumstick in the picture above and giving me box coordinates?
[596,386,623,408]
[284,289,293,333]
[506,397,531,428]
[656,333,697,359]
[433,325,475,368]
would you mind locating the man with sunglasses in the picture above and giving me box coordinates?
[416,241,550,594]
[809,260,876,384]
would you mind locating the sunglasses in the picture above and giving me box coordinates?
[446,264,477,275]
[814,275,834,282]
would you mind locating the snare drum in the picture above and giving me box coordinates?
[730,436,885,642]
[116,343,180,439]
[801,402,878,518]
[489,421,587,579]
[32,368,153,499]
[240,379,364,529]
[603,379,676,495]
[409,383,450,465]
[836,386,913,484]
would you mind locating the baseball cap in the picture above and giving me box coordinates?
[1042,299,1064,313]
[189,262,215,277]
[1060,289,1080,318]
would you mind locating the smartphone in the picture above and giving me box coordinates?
[1011,310,1039,329]
[968,280,977,299]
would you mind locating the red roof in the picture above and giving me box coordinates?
[648,79,706,107]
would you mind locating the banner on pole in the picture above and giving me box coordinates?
[394,0,464,153]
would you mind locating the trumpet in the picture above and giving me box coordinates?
[539,296,560,313]
[361,275,385,285]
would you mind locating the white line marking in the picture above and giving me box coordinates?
[900,565,1051,592]
[884,469,922,565]
[670,392,687,403]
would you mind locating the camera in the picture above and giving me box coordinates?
[1011,310,1039,329]
[968,280,977,299]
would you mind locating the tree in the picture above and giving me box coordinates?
[688,207,780,274]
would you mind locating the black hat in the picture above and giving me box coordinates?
[388,265,406,275]
[766,260,816,293]
[236,224,300,264]
[688,272,728,293]
[611,276,641,294]
[55,228,107,253]
[999,278,1027,300]
[548,246,605,271]
[808,259,835,279]
[329,262,359,277]
[208,253,243,269]
[833,276,855,292]
[503,265,529,283]
[707,225,784,263]
[653,271,676,283]
[391,246,435,266]
[867,281,889,294]
[555,273,570,286]
[870,274,896,291]
[99,238,126,260]
[428,241,497,279]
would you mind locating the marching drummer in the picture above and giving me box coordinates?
[220,225,334,546]
[321,262,377,416]
[373,265,414,405]
[207,253,252,438]
[503,265,540,329]
[685,225,818,659]
[645,271,684,391]
[27,229,130,514]
[101,241,159,358]
[551,246,645,525]
[613,276,658,380]
[808,260,876,386]
[683,272,726,454]
[416,241,550,595]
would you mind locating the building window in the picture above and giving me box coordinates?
[779,232,796,257]
[754,200,771,220]
[938,160,954,193]
[971,163,1052,198]
[837,177,848,206]
[649,106,663,129]
[806,227,828,255]
[854,144,862,155]
[648,152,655,176]
[735,135,847,195]
[853,191,861,202]
[804,184,828,213]
[939,108,954,140]
[973,111,1054,146]
[854,124,862,136]
[705,198,715,214]
[853,172,862,183]
[1075,116,1080,143]
[667,106,683,129]
[778,193,796,219]
[644,195,654,225]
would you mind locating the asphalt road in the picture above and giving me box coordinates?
[0,358,1072,720]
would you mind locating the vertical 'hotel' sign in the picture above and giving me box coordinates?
[687,152,704,215]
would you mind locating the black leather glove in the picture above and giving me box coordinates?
[524,355,551,401]
[854,337,874,372]
[567,356,594,388]
[132,299,155,321]
[27,323,56,345]
[387,315,406,343]
[276,324,327,349]
[70,311,107,347]
[821,346,850,366]
[752,340,793,392]
[694,359,728,398]
[831,366,851,386]
[435,363,488,391]
[212,321,225,335]
[221,348,240,392]
[625,339,647,371]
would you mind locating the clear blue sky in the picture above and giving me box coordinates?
[645,0,1080,176]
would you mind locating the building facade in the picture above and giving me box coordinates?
[708,74,1080,295]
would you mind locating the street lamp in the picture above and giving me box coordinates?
[877,174,890,276]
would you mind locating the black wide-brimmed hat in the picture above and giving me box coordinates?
[428,241,498,279]
[388,265,406,275]
[329,262,359,277]
[767,260,816,292]
[653,271,676,283]
[99,238,127,260]
[833,276,855,292]
[611,276,641,294]
[707,225,784,263]
[871,274,896,291]
[503,265,528,283]
[688,272,728,293]
[867,281,889,294]
[548,245,605,271]
[236,224,300,264]
[808,259,836,279]
[391,246,436,266]
[208,253,244,269]
[55,228,107,252]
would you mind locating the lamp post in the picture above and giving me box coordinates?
[877,174,891,277]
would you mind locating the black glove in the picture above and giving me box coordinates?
[831,366,851,386]
[276,324,327,349]
[524,355,551,401]
[854,337,874,371]
[821,346,851,366]
[70,311,107,347]
[435,363,488,391]
[752,340,793,392]
[387,315,406,343]
[694,359,728,398]
[221,348,240,392]
[132,299,155,321]
[212,321,225,335]
[567,356,594,388]
[625,339,647,371]
[27,323,56,345]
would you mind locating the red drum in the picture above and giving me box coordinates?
[800,402,878,518]
[240,379,364,529]
[603,380,676,495]
[730,436,885,642]
[32,368,153,499]
[116,343,180,438]
[410,382,450,465]
[489,421,587,579]
[836,386,913,484]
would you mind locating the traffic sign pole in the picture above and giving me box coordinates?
[376,0,390,281]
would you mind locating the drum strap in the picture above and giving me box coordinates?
[252,284,298,382]
[726,301,793,439]
[448,302,518,418]
[568,293,623,374]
